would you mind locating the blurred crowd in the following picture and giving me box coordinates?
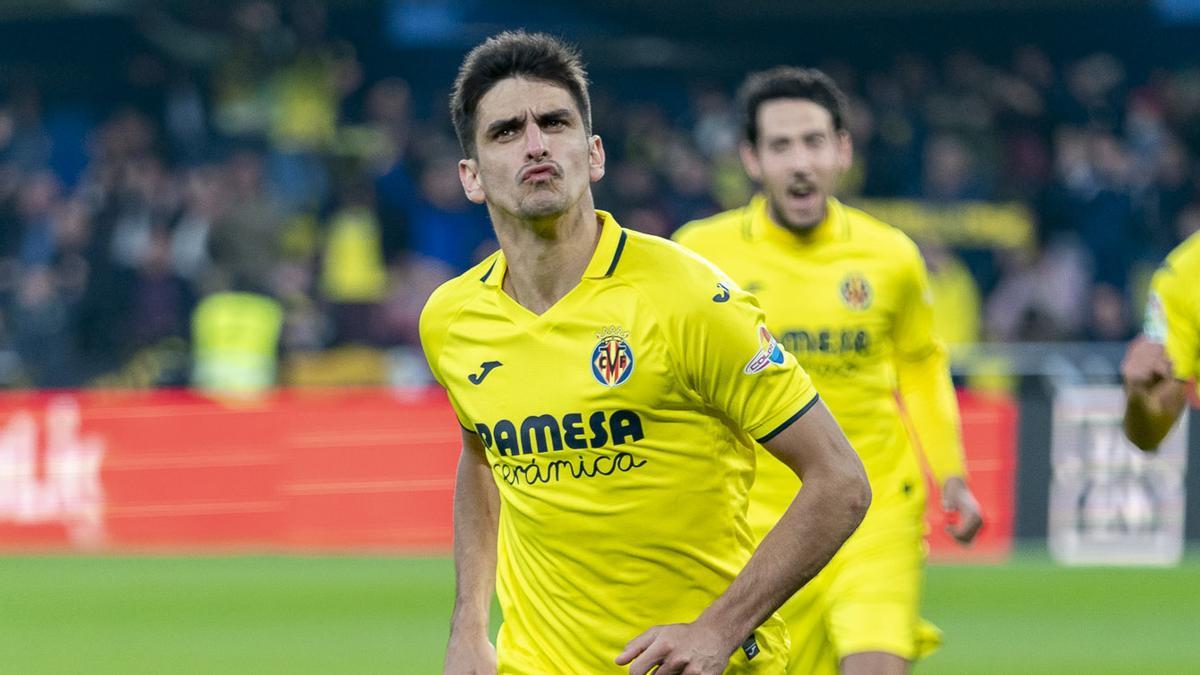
[0,1,1198,389]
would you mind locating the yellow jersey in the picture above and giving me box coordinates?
[420,211,818,673]
[675,196,963,541]
[1146,231,1200,389]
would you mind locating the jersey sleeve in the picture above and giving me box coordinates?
[668,271,818,443]
[892,239,939,361]
[1147,262,1199,381]
[418,287,475,431]
[892,240,966,482]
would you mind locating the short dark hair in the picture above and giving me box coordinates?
[450,31,592,157]
[737,67,848,146]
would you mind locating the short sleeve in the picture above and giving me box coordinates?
[1147,265,1199,381]
[670,276,818,443]
[418,289,476,431]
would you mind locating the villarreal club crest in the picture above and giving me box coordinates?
[592,325,634,387]
[840,272,873,310]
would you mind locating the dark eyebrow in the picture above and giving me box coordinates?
[535,108,573,125]
[484,113,527,138]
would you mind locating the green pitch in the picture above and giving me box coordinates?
[1,549,1198,674]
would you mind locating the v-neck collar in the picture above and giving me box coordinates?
[479,210,628,320]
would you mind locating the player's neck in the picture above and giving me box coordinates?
[491,198,601,315]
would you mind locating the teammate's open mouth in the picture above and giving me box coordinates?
[787,184,818,204]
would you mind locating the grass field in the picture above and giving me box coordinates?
[2,549,1198,674]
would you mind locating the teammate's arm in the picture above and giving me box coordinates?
[894,244,982,544]
[443,428,500,675]
[895,344,982,543]
[617,400,869,675]
[1123,265,1196,451]
[1122,335,1188,450]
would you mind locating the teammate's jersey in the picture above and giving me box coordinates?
[675,195,942,540]
[420,210,817,673]
[1146,230,1200,390]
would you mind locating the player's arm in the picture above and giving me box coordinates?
[1123,267,1196,451]
[894,243,982,544]
[1122,335,1188,450]
[895,342,982,543]
[618,401,868,675]
[443,428,500,675]
[712,401,869,638]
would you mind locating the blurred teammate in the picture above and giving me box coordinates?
[674,67,982,675]
[422,33,870,674]
[1122,231,1199,449]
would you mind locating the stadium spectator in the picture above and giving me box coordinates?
[190,285,283,394]
[0,4,1196,388]
[319,177,388,344]
[398,152,491,273]
[207,147,287,295]
[12,265,76,387]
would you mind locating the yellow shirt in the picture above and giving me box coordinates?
[420,211,817,673]
[1146,231,1200,387]
[927,252,981,347]
[191,291,283,394]
[675,196,962,540]
[320,206,388,303]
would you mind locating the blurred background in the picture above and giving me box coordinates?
[0,1,1198,673]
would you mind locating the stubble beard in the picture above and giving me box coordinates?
[767,191,825,234]
[517,179,590,238]
[519,189,568,220]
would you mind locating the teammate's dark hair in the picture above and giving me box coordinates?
[737,67,848,146]
[450,31,592,157]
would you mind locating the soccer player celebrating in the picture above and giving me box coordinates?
[1122,231,1199,450]
[674,68,983,675]
[422,34,871,674]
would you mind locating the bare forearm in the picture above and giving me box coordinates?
[1123,383,1187,451]
[449,447,500,637]
[695,403,870,646]
[696,466,868,645]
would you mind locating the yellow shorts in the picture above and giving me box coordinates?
[781,482,941,674]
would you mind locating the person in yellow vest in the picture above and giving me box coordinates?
[675,67,983,675]
[922,238,982,349]
[1123,230,1200,449]
[191,285,283,394]
[320,180,389,344]
[320,204,388,304]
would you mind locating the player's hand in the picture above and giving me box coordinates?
[616,621,733,675]
[443,632,497,675]
[1121,335,1176,398]
[942,476,983,545]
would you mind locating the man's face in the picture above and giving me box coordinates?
[741,98,851,231]
[459,77,604,227]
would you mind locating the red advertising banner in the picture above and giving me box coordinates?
[0,387,1017,557]
[0,388,461,552]
[924,390,1019,563]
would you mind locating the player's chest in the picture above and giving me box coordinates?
[439,305,677,433]
[725,248,900,333]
